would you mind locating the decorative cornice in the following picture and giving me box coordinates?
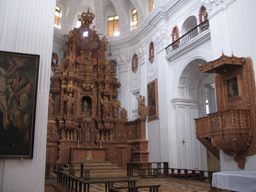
[147,66,158,82]
[171,98,200,106]
[202,0,236,18]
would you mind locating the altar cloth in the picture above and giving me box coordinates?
[212,171,256,192]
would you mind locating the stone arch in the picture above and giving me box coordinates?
[181,15,198,37]
[177,59,208,99]
[173,49,212,98]
[173,57,215,170]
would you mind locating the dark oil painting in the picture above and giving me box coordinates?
[227,77,238,98]
[147,79,158,121]
[0,51,39,158]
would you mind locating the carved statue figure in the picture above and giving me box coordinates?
[82,100,89,115]
[48,93,55,116]
[74,129,77,140]
[61,129,66,140]
[113,99,121,118]
[66,99,73,115]
[120,108,128,120]
[137,95,148,119]
[101,96,109,117]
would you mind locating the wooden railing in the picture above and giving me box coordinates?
[45,163,90,180]
[49,162,214,191]
[127,162,168,178]
[165,20,209,55]
[57,170,137,192]
[127,162,214,189]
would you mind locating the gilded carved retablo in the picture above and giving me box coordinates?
[46,9,149,166]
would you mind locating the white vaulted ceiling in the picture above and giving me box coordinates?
[56,0,151,36]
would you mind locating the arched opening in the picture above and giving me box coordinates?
[81,96,92,116]
[174,58,219,171]
[181,16,198,38]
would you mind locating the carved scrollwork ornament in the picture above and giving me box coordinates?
[153,27,169,53]
[201,0,235,16]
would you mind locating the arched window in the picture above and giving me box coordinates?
[131,9,139,30]
[149,41,154,63]
[132,54,138,73]
[199,6,209,31]
[108,15,120,36]
[54,6,61,29]
[149,0,155,12]
[171,26,180,49]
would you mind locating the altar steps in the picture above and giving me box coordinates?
[62,161,128,178]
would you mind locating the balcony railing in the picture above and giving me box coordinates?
[165,20,209,55]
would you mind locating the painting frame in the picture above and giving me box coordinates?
[147,79,158,121]
[0,51,40,158]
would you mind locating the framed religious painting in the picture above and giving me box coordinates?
[0,51,40,158]
[147,79,158,121]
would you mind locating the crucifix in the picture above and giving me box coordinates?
[181,139,186,145]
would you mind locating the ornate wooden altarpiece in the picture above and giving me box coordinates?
[195,53,256,169]
[46,10,148,168]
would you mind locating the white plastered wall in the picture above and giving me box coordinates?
[109,0,213,169]
[0,0,55,191]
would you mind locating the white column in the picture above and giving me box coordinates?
[0,0,55,191]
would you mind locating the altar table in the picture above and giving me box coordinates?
[212,171,256,192]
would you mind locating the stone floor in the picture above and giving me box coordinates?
[45,177,231,192]
[45,162,230,192]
